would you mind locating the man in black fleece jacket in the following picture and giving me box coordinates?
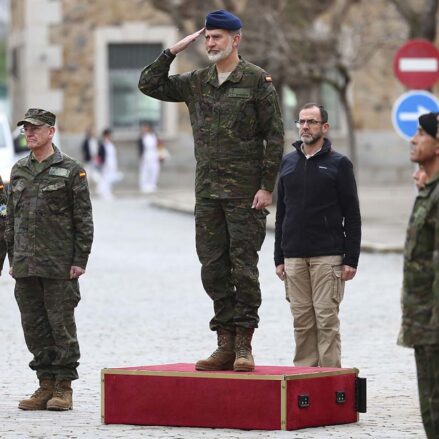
[274,103,361,367]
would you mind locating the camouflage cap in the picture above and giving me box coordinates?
[17,108,56,127]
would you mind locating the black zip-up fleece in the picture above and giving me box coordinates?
[274,138,361,267]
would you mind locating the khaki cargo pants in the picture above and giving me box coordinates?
[284,255,345,367]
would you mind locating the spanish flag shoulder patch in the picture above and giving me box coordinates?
[79,171,86,178]
[265,75,272,82]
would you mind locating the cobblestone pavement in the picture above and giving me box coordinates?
[0,196,425,438]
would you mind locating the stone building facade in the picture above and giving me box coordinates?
[7,0,439,182]
[9,0,178,149]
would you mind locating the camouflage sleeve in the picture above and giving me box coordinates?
[0,240,5,271]
[138,50,191,103]
[4,176,14,266]
[432,197,439,319]
[71,168,94,269]
[255,74,284,192]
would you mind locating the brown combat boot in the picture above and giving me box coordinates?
[18,379,55,410]
[234,327,255,372]
[195,329,235,371]
[46,380,73,411]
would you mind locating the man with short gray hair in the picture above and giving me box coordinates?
[139,9,284,372]
[5,108,93,411]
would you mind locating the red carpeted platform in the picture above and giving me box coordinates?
[101,363,366,431]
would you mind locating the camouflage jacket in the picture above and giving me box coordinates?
[5,146,94,279]
[138,51,284,199]
[398,172,439,347]
[0,176,7,271]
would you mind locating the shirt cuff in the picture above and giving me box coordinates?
[164,48,176,60]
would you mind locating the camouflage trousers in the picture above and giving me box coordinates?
[415,345,439,439]
[14,277,81,381]
[195,198,267,332]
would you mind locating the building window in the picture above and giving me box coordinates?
[321,81,342,131]
[283,83,343,134]
[108,43,162,130]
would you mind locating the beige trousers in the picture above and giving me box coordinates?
[284,255,345,367]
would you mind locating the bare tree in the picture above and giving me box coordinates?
[147,0,409,166]
[390,0,438,40]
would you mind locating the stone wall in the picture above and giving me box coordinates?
[50,0,172,133]
[9,1,439,184]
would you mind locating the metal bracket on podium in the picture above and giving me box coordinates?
[355,377,367,413]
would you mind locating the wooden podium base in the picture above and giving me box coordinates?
[101,363,366,431]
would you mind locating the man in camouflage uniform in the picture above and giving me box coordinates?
[0,175,7,275]
[139,10,284,372]
[5,108,94,411]
[398,112,439,439]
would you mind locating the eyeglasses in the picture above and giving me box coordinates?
[20,125,53,134]
[295,119,323,128]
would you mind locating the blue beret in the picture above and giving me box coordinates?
[205,10,242,30]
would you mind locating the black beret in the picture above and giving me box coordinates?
[205,10,242,30]
[419,112,439,139]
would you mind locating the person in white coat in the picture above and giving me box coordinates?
[138,122,160,193]
[97,128,120,200]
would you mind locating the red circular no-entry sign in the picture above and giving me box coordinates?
[393,39,439,89]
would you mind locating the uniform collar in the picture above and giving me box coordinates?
[204,56,245,87]
[23,144,63,170]
[417,171,439,198]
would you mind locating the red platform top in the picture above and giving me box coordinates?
[103,363,358,379]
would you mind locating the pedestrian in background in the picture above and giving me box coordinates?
[81,126,99,184]
[398,112,439,439]
[97,128,120,200]
[5,108,94,411]
[139,9,284,372]
[138,122,160,193]
[274,103,361,368]
[0,175,7,276]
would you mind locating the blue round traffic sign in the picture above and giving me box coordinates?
[392,90,439,140]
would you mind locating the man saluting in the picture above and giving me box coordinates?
[139,10,284,371]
